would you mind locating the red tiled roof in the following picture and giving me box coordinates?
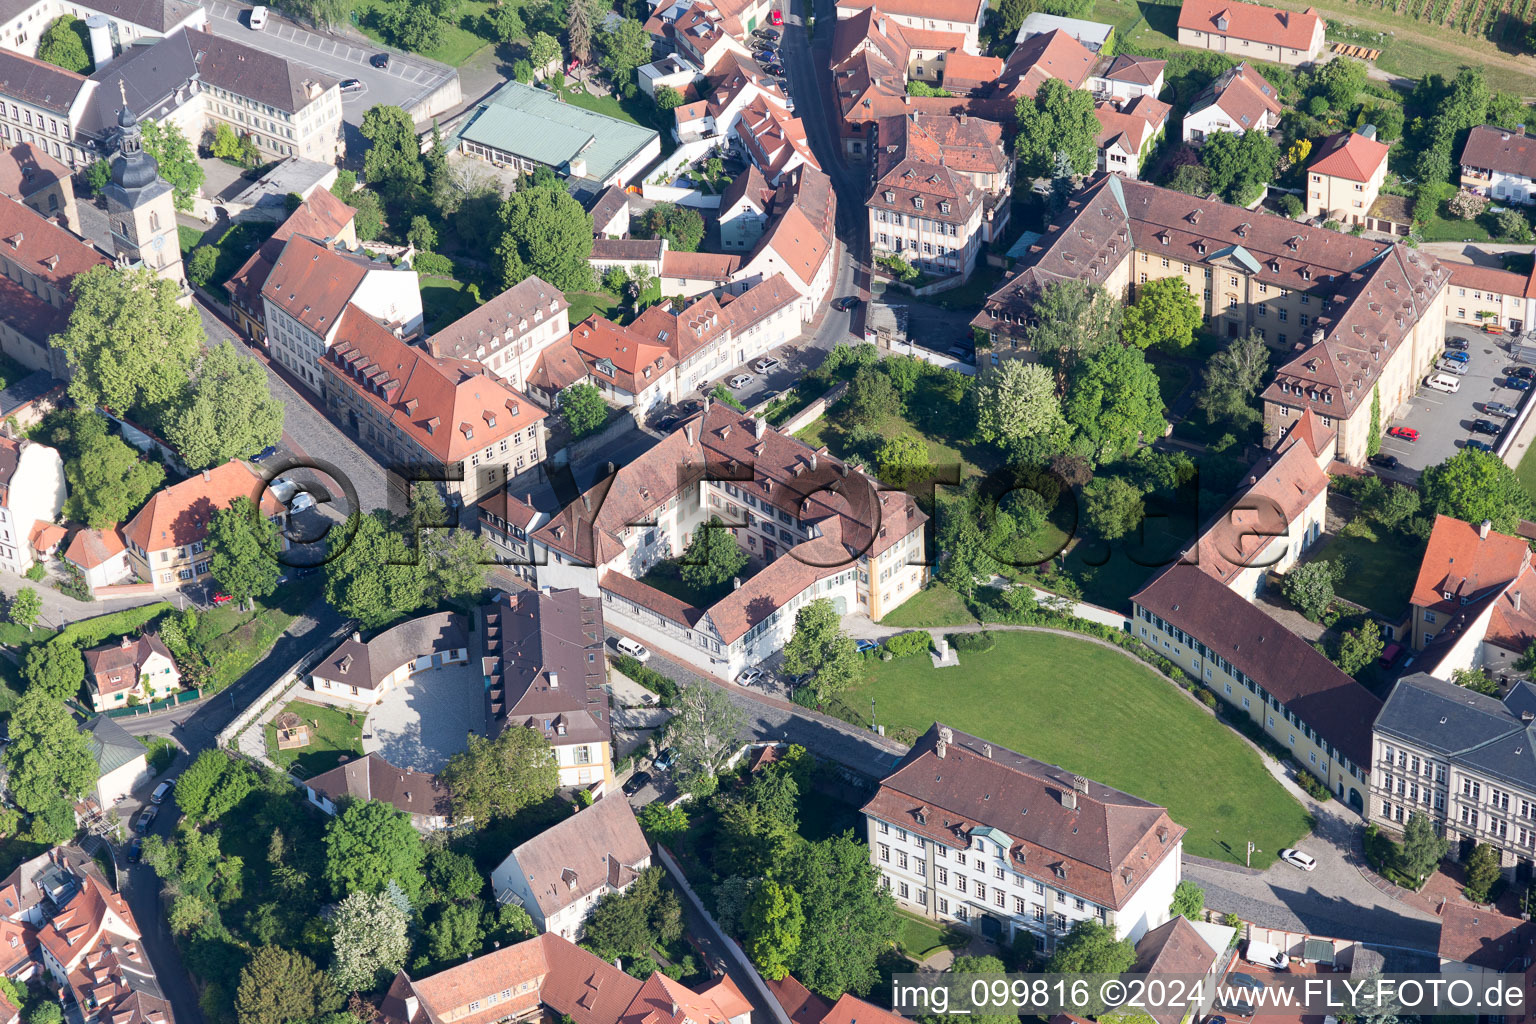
[225,186,357,313]
[1000,28,1095,96]
[764,976,832,1024]
[1094,95,1171,154]
[83,634,175,698]
[661,249,743,281]
[29,520,65,554]
[941,49,1003,91]
[260,235,373,336]
[1188,61,1281,129]
[1177,0,1323,49]
[0,194,109,301]
[1412,514,1531,612]
[506,795,650,918]
[123,460,280,555]
[0,142,70,203]
[566,315,674,395]
[1308,131,1388,182]
[837,0,984,25]
[1438,904,1536,970]
[1448,261,1530,298]
[64,527,127,571]
[1101,53,1165,86]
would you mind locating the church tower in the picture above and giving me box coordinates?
[102,84,185,288]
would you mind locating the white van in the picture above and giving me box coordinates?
[249,5,268,28]
[1425,373,1462,394]
[615,636,651,662]
[1244,939,1288,970]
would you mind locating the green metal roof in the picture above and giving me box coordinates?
[453,82,659,184]
[80,715,146,778]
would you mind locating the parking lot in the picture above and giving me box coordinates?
[1374,324,1528,481]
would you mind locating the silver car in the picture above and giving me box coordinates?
[1437,359,1469,375]
[1485,400,1518,417]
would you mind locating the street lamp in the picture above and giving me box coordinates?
[1247,841,1258,868]
[871,698,877,731]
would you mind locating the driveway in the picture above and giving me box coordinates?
[363,660,486,772]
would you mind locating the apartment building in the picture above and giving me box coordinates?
[972,173,1450,466]
[532,403,928,679]
[224,185,358,341]
[865,723,1185,946]
[1444,263,1529,334]
[1087,53,1166,103]
[424,275,569,395]
[0,49,93,165]
[186,28,342,162]
[0,436,65,575]
[122,460,285,591]
[0,0,206,64]
[1460,124,1536,205]
[320,305,548,507]
[1181,61,1281,143]
[1306,129,1389,224]
[482,587,615,789]
[476,491,544,581]
[0,196,109,375]
[834,0,987,55]
[260,234,422,393]
[1372,671,1536,878]
[1175,0,1325,65]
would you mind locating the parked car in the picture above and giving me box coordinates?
[622,771,652,796]
[1244,940,1288,970]
[1425,373,1462,394]
[833,296,860,312]
[1444,350,1471,364]
[1485,401,1518,417]
[855,638,880,653]
[1466,439,1496,452]
[737,667,766,686]
[370,52,390,68]
[1510,377,1534,392]
[1472,418,1502,436]
[763,63,784,75]
[614,636,651,662]
[211,592,234,605]
[729,373,753,388]
[249,4,268,27]
[1387,426,1419,441]
[947,345,973,361]
[151,781,173,805]
[127,838,144,863]
[135,806,158,833]
[1446,336,1470,350]
[653,748,677,772]
[1512,365,1536,380]
[252,444,278,462]
[769,7,783,24]
[340,78,363,93]
[1437,359,1469,375]
[677,399,704,416]
[1367,453,1399,470]
[1278,848,1316,871]
[755,49,778,62]
[753,356,781,373]
[290,492,315,512]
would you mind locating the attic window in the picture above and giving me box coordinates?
[1196,243,1206,255]
[884,190,894,203]
[914,196,924,210]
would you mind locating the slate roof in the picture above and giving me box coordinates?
[501,795,650,918]
[185,27,337,113]
[1376,672,1536,792]
[425,274,568,362]
[1177,0,1323,49]
[0,49,87,115]
[1461,125,1536,180]
[865,722,1185,910]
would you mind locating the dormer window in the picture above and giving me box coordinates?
[1196,243,1206,255]
[939,201,950,214]
[884,190,895,203]
[914,196,924,210]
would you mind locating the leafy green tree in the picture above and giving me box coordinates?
[1452,667,1499,696]
[236,946,342,1024]
[927,956,1013,1024]
[83,159,111,195]
[22,641,83,699]
[1196,331,1269,426]
[166,340,285,469]
[1166,163,1211,197]
[1025,280,1123,367]
[1312,57,1366,109]
[424,902,483,966]
[529,30,562,68]
[776,832,898,999]
[654,84,684,109]
[1490,208,1534,243]
[329,891,410,993]
[1170,880,1204,919]
[362,105,424,199]
[876,433,929,490]
[492,3,527,43]
[60,421,165,529]
[1420,449,1536,534]
[1014,79,1099,177]
[666,683,746,790]
[407,215,438,252]
[37,15,90,72]
[324,799,426,900]
[210,122,243,161]
[743,880,803,980]
[3,689,95,814]
[207,497,282,610]
[997,0,1037,32]
[559,382,609,438]
[8,588,41,632]
[26,1002,63,1024]
[1123,277,1202,352]
[782,599,861,703]
[1335,625,1384,677]
[1464,842,1501,901]
[646,203,705,252]
[350,188,386,240]
[1200,129,1280,206]
[636,802,689,844]
[716,770,800,876]
[139,119,204,211]
[439,725,559,823]
[846,365,900,428]
[680,516,748,588]
[1372,106,1405,142]
[1282,560,1338,621]
[1083,476,1145,540]
[497,184,594,292]
[427,848,484,903]
[1047,921,1134,1010]
[324,511,428,629]
[187,245,219,288]
[375,0,454,50]
[598,17,653,95]
[975,361,1065,459]
[53,264,202,414]
[1366,384,1382,457]
[172,750,257,824]
[1398,811,1449,884]
[273,0,348,27]
[936,491,1000,598]
[1063,344,1166,465]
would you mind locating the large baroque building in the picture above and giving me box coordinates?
[864,723,1185,947]
[973,173,1450,466]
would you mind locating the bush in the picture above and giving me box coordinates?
[1195,687,1219,709]
[1447,189,1488,220]
[882,631,933,658]
[1295,770,1332,802]
[612,654,679,704]
[412,251,454,277]
[949,631,995,654]
[1279,194,1304,218]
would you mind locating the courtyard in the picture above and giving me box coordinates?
[836,631,1311,867]
[362,659,486,773]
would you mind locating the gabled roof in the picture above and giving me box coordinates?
[1308,130,1389,183]
[835,0,985,25]
[738,95,819,182]
[1411,515,1530,611]
[225,186,357,311]
[1460,124,1536,180]
[260,235,373,337]
[0,142,71,204]
[426,275,568,361]
[123,460,280,555]
[1094,95,1171,154]
[502,795,650,917]
[0,49,87,115]
[1375,673,1536,792]
[1134,917,1221,1024]
[483,588,610,745]
[1101,53,1166,86]
[185,27,337,113]
[1448,261,1530,298]
[64,527,127,570]
[865,722,1185,909]
[1177,0,1323,49]
[313,612,469,690]
[83,634,175,698]
[305,752,453,821]
[80,715,148,778]
[566,315,674,395]
[0,194,110,304]
[1187,61,1281,129]
[1438,903,1536,970]
[1000,28,1095,97]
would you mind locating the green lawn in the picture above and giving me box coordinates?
[839,632,1311,867]
[1152,360,1194,416]
[878,583,977,627]
[796,409,987,483]
[1311,527,1426,621]
[178,225,204,255]
[1518,442,1536,503]
[636,559,735,610]
[556,83,643,126]
[421,275,481,334]
[190,579,319,690]
[895,909,965,959]
[567,290,621,325]
[265,700,365,777]
[138,736,178,775]
[347,0,497,65]
[1054,519,1180,611]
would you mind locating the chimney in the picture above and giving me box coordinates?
[982,743,991,758]
[1524,711,1535,723]
[1074,774,1089,793]
[549,671,559,688]
[1061,788,1077,810]
[352,631,362,642]
[1481,520,1493,540]
[959,113,967,125]
[809,453,817,470]
[754,416,767,439]
[732,577,741,590]
[202,469,211,482]
[1517,591,1523,613]
[685,424,696,445]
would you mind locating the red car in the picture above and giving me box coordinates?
[211,593,234,605]
[768,7,782,24]
[1387,426,1419,442]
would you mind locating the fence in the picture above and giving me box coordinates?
[100,688,205,718]
[775,382,848,434]
[215,618,355,750]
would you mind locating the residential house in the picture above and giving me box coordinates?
[628,274,801,395]
[637,53,700,100]
[304,752,454,831]
[1372,671,1536,877]
[82,634,179,712]
[834,0,987,55]
[939,50,1003,95]
[1181,61,1281,143]
[490,795,652,938]
[564,315,677,412]
[1015,11,1114,50]
[476,491,545,581]
[0,436,64,576]
[0,0,206,65]
[997,27,1095,100]
[864,722,1185,946]
[1460,124,1536,205]
[378,931,752,1024]
[589,237,667,282]
[1438,904,1535,980]
[62,527,133,591]
[1306,128,1390,225]
[79,715,150,807]
[1444,262,1530,334]
[1176,0,1325,64]
[482,587,615,789]
[1087,53,1166,103]
[718,163,771,251]
[423,275,570,396]
[589,186,631,238]
[532,403,928,679]
[659,249,742,301]
[311,612,470,705]
[260,234,421,393]
[0,195,109,375]
[224,184,358,342]
[972,173,1450,466]
[1132,916,1239,1024]
[672,50,789,145]
[0,142,78,231]
[737,95,819,184]
[122,460,286,591]
[732,164,838,320]
[1132,561,1380,809]
[1093,94,1171,179]
[672,2,752,74]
